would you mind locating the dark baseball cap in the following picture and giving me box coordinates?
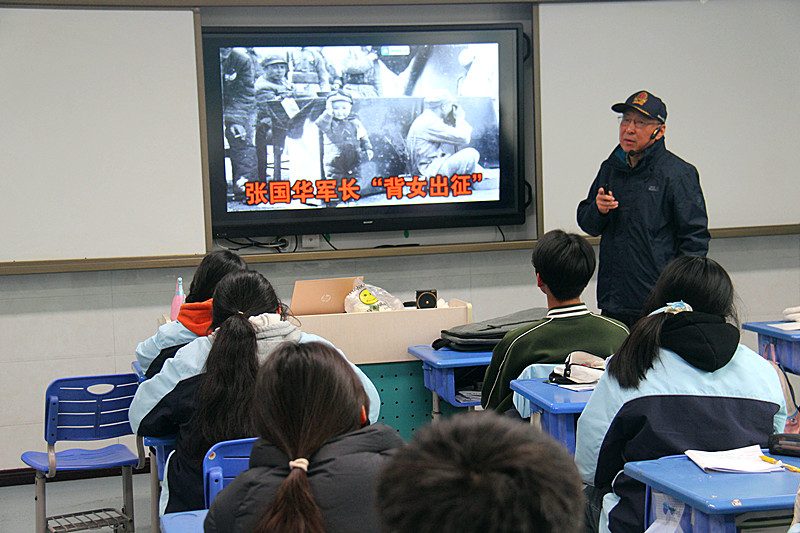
[611,90,667,123]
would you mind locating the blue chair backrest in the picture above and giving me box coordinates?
[203,437,257,508]
[45,373,139,444]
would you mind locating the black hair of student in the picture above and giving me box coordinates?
[377,411,584,533]
[253,341,368,533]
[607,255,738,389]
[186,270,282,458]
[531,229,596,302]
[208,270,286,329]
[184,250,247,304]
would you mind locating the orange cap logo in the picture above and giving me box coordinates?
[633,92,649,106]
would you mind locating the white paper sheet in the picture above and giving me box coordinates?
[769,322,800,331]
[685,444,783,473]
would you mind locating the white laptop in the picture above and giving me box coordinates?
[289,276,363,316]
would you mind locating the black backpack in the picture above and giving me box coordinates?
[432,307,548,352]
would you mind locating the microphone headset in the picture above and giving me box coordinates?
[650,125,663,140]
[627,126,662,160]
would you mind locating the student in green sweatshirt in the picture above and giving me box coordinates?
[481,230,629,413]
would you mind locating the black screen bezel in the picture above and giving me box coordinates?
[202,23,526,239]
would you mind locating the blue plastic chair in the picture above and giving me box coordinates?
[160,509,209,533]
[203,437,257,508]
[131,360,146,384]
[20,373,145,533]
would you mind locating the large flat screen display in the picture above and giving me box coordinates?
[202,24,526,239]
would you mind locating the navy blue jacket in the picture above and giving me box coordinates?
[577,139,710,316]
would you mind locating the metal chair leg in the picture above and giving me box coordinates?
[149,448,160,533]
[121,465,135,531]
[34,470,47,533]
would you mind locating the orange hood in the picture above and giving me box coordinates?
[177,298,214,336]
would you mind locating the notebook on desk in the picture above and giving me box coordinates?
[289,276,363,316]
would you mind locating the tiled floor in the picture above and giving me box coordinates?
[0,473,153,533]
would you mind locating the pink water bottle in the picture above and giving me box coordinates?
[170,277,185,321]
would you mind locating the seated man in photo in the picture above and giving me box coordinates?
[481,229,629,413]
[406,89,479,179]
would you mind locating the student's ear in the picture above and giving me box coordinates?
[536,273,544,288]
[360,405,368,427]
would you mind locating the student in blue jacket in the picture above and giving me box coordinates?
[575,256,786,533]
[136,249,247,377]
[129,270,381,514]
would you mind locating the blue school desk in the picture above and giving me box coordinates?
[160,509,208,533]
[743,321,800,373]
[407,345,492,418]
[509,379,592,454]
[624,453,800,532]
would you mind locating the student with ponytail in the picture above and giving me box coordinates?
[575,256,786,533]
[130,271,381,514]
[204,341,403,533]
[136,249,248,377]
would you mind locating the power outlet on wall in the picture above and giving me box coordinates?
[301,234,320,249]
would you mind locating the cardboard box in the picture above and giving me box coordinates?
[295,299,472,364]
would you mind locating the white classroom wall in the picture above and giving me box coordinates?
[0,0,798,471]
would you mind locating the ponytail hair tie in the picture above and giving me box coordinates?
[648,300,692,317]
[289,458,309,472]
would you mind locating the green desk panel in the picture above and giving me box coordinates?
[359,361,461,441]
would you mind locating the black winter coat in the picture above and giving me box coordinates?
[203,423,403,533]
[577,138,709,316]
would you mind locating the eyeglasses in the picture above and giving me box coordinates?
[618,116,660,129]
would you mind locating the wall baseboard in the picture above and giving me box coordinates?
[0,459,151,488]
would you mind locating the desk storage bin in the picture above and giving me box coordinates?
[759,335,800,374]
[647,489,793,533]
[422,364,482,407]
[744,322,800,375]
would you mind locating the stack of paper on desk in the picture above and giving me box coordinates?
[685,444,784,473]
[770,321,800,331]
[556,383,595,391]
